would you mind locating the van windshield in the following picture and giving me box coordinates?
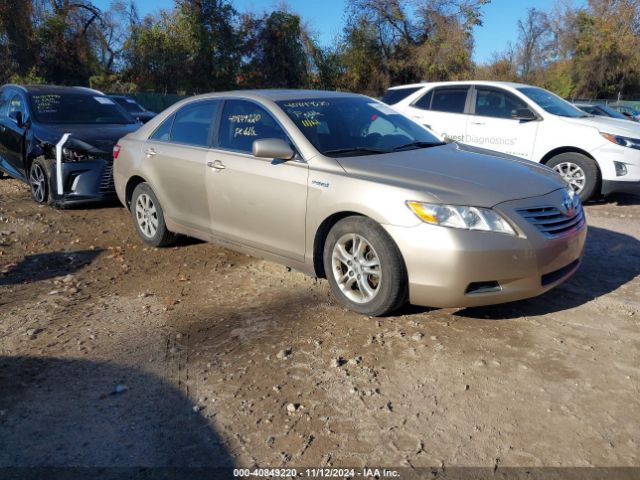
[517,87,586,118]
[276,97,443,157]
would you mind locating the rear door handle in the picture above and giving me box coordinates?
[207,160,226,170]
[470,121,485,125]
[144,148,157,157]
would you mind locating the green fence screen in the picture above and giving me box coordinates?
[107,92,188,113]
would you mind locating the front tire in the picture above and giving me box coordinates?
[130,183,177,247]
[29,158,52,205]
[547,152,599,202]
[323,216,407,316]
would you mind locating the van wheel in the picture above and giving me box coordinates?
[546,153,599,202]
[323,216,407,316]
[29,158,52,205]
[130,183,177,247]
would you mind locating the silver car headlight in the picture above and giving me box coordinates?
[406,201,516,235]
[600,132,640,150]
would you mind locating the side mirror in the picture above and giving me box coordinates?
[252,138,295,161]
[512,108,537,122]
[9,111,24,128]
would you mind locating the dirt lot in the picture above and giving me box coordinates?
[0,177,639,473]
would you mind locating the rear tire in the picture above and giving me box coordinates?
[130,183,177,247]
[29,158,52,205]
[546,152,599,202]
[323,216,407,316]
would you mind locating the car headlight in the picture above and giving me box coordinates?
[61,139,102,162]
[600,132,640,150]
[406,201,516,235]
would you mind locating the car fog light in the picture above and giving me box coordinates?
[614,161,628,176]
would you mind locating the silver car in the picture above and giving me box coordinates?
[113,90,587,316]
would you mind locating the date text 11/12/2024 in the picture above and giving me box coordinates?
[232,468,400,477]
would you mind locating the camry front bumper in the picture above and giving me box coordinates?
[49,159,117,206]
[384,190,587,308]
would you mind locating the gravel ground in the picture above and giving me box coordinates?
[0,177,639,472]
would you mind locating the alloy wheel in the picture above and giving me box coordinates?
[331,233,381,304]
[30,163,46,203]
[552,162,586,193]
[135,193,158,238]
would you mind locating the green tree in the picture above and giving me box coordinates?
[0,0,36,81]
[240,10,309,88]
[176,0,239,92]
[339,0,488,95]
[123,9,194,93]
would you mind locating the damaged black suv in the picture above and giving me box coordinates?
[0,84,140,206]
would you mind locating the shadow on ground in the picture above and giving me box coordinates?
[0,356,234,469]
[0,250,103,286]
[589,193,640,206]
[457,226,640,320]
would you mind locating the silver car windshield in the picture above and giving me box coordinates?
[276,97,443,156]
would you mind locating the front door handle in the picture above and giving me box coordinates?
[144,148,157,157]
[207,160,226,170]
[470,121,485,125]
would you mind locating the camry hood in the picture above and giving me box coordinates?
[32,123,141,153]
[560,115,640,137]
[335,143,566,207]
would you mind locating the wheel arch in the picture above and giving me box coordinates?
[125,175,147,209]
[540,146,602,194]
[312,211,409,280]
[540,146,598,168]
[313,211,365,278]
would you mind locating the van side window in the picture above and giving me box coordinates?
[431,87,468,113]
[381,87,421,105]
[412,90,433,110]
[475,88,528,119]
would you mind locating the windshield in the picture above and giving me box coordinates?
[113,96,145,113]
[29,93,136,124]
[276,97,443,156]
[517,87,586,118]
[599,104,629,119]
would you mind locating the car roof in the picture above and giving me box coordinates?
[5,84,104,96]
[386,80,530,90]
[187,89,365,103]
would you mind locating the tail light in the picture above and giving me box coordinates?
[113,144,121,160]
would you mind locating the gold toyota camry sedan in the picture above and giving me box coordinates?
[113,90,587,316]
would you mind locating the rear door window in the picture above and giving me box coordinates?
[150,114,174,141]
[381,87,421,105]
[431,87,469,113]
[169,100,220,147]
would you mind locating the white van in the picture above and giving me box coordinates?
[383,81,640,201]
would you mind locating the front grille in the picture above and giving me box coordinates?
[517,203,585,238]
[99,162,115,192]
